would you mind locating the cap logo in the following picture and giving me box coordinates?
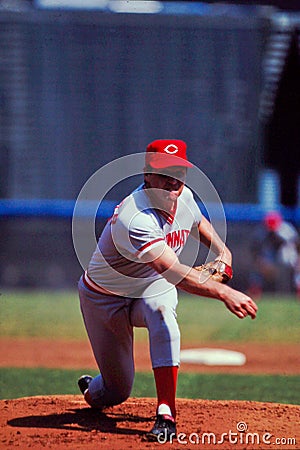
[164,144,178,154]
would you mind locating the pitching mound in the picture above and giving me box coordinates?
[1,396,299,449]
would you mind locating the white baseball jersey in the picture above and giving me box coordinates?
[87,184,202,296]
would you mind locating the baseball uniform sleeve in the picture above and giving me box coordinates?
[130,220,166,258]
[110,194,166,260]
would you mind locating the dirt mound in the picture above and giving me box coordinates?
[1,396,299,449]
[1,338,299,448]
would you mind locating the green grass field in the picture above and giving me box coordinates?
[0,290,299,403]
[1,290,299,343]
[1,369,299,404]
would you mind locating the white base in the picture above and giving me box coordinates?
[180,348,246,366]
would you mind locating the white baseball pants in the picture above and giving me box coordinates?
[78,276,180,408]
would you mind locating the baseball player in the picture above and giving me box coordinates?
[77,139,258,442]
[249,211,300,296]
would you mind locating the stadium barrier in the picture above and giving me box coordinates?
[0,199,299,223]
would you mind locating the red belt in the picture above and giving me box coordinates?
[82,271,118,296]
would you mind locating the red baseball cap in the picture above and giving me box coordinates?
[145,139,193,169]
[264,211,282,231]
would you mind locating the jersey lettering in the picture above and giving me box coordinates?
[166,229,189,249]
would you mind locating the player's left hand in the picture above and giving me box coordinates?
[223,290,258,319]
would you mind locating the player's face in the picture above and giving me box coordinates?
[144,166,187,209]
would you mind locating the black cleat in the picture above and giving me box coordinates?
[146,414,177,442]
[78,374,93,394]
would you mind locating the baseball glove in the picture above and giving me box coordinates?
[194,260,233,284]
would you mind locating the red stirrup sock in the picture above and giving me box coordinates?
[153,366,178,419]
